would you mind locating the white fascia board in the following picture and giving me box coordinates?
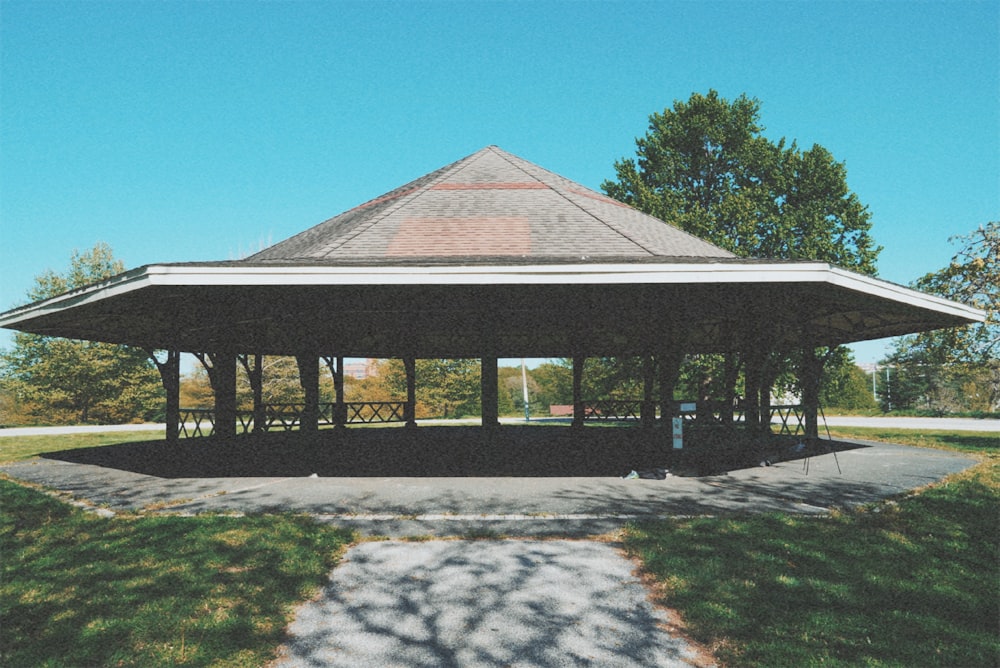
[823,266,984,322]
[1,262,985,328]
[0,268,154,328]
[144,261,841,287]
[144,263,985,322]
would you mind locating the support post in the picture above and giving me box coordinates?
[404,356,417,428]
[743,347,764,436]
[149,350,180,443]
[801,347,825,441]
[210,352,238,439]
[721,353,741,426]
[641,355,657,428]
[323,356,347,427]
[759,353,779,433]
[296,354,319,433]
[239,353,265,433]
[481,355,499,427]
[572,354,585,428]
[658,349,684,423]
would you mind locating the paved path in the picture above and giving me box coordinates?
[1,439,978,536]
[818,415,1000,431]
[2,416,998,438]
[275,540,712,668]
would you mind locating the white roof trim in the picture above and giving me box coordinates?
[0,261,986,328]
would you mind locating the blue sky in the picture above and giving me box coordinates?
[1,0,997,364]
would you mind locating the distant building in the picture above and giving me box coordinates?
[343,359,378,380]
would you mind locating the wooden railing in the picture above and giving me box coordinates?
[177,401,408,438]
[580,399,805,435]
[179,400,805,438]
[580,399,642,421]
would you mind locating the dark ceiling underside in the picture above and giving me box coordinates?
[7,281,973,358]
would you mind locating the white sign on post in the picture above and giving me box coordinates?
[672,417,683,449]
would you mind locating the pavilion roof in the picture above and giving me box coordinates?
[0,147,985,356]
[245,146,734,265]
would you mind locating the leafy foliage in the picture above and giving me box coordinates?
[0,244,163,424]
[883,223,999,411]
[602,89,880,272]
[818,348,877,411]
[602,91,883,413]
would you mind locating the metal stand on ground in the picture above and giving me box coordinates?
[803,404,842,475]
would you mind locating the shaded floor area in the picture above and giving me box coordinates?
[13,424,858,478]
[0,432,977,536]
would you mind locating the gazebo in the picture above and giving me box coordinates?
[0,146,984,457]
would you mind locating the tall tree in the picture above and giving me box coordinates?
[602,90,882,418]
[0,244,163,424]
[883,222,999,411]
[602,89,880,271]
[364,358,482,419]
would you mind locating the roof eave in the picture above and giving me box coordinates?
[0,261,985,334]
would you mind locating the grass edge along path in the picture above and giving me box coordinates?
[0,478,357,667]
[625,429,999,668]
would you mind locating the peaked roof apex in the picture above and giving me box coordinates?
[246,145,735,265]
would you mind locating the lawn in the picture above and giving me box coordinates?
[2,428,998,666]
[0,430,165,463]
[0,430,357,666]
[625,429,999,667]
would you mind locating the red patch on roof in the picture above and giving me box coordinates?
[347,187,421,213]
[387,217,531,256]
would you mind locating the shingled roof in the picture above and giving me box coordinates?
[246,145,734,264]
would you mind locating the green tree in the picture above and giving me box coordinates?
[0,244,163,424]
[497,365,525,416]
[818,351,878,411]
[530,362,574,407]
[364,358,481,419]
[883,222,999,411]
[602,90,882,415]
[602,89,880,272]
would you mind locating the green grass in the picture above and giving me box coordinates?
[0,479,356,666]
[625,430,1000,667]
[825,427,998,455]
[0,430,165,463]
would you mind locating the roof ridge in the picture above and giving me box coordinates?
[491,148,656,256]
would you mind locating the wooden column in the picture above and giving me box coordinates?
[759,353,780,433]
[721,353,741,426]
[211,352,238,439]
[641,355,657,428]
[801,347,824,441]
[657,349,684,423]
[322,356,347,427]
[572,354,585,428]
[296,354,319,433]
[743,347,764,436]
[149,350,180,443]
[239,353,265,433]
[404,356,417,428]
[481,355,499,427]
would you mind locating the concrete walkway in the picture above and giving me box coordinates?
[275,540,714,667]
